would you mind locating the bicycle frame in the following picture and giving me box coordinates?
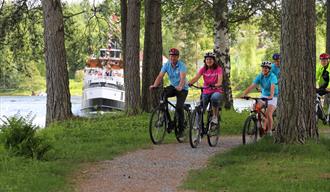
[191,85,218,134]
[315,93,330,124]
[245,97,270,132]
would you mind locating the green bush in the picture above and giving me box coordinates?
[74,70,84,82]
[0,114,51,160]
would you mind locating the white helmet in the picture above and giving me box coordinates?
[260,61,272,69]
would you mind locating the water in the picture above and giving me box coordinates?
[0,96,252,127]
[0,96,82,127]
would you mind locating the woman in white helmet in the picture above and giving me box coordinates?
[241,61,279,135]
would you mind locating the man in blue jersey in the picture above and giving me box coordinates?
[150,48,188,137]
[271,53,280,79]
[241,61,278,135]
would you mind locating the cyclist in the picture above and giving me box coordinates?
[271,53,280,79]
[316,53,330,95]
[188,52,223,125]
[241,61,278,135]
[149,48,188,137]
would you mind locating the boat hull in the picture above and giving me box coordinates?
[81,86,125,111]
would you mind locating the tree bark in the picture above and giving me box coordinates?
[327,0,330,54]
[120,0,127,64]
[324,0,330,107]
[124,0,141,115]
[276,0,316,143]
[42,0,72,126]
[213,0,233,109]
[142,0,162,112]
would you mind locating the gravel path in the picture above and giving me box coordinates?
[75,136,241,192]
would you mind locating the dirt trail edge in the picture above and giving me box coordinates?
[75,136,241,192]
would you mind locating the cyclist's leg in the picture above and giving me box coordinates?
[210,92,223,122]
[265,98,277,132]
[175,89,188,131]
[164,86,176,118]
[202,93,211,112]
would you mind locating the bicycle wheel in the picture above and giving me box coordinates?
[242,115,258,144]
[189,108,202,148]
[174,109,190,143]
[149,105,167,144]
[207,114,220,147]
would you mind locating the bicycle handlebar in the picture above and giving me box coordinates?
[189,84,222,90]
[316,88,330,95]
[240,96,272,101]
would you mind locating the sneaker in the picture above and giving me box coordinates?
[211,116,218,124]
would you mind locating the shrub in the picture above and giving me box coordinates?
[0,113,51,160]
[74,70,84,82]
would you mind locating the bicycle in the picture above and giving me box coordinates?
[241,96,272,145]
[315,89,330,139]
[189,84,221,148]
[149,86,191,144]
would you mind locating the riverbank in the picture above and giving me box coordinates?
[0,80,83,96]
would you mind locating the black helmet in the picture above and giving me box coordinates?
[272,53,280,60]
[204,52,216,59]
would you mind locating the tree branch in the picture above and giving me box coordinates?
[229,9,257,23]
[63,10,86,19]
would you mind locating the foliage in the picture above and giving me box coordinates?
[0,112,153,192]
[0,113,51,160]
[74,69,84,82]
[182,136,330,192]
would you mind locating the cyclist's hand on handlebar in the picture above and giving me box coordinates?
[188,83,193,87]
[240,95,249,99]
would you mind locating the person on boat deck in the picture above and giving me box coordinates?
[104,63,112,77]
[149,48,188,138]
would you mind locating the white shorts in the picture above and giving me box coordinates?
[262,96,278,108]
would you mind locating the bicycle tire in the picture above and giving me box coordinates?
[207,114,220,147]
[174,109,191,143]
[189,108,202,148]
[149,105,167,145]
[242,115,258,144]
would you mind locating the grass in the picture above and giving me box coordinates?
[0,113,154,192]
[221,109,249,135]
[0,109,247,192]
[181,136,330,192]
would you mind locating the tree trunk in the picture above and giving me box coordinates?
[42,0,72,126]
[276,0,316,144]
[324,0,330,106]
[124,0,141,115]
[142,0,162,112]
[213,0,233,109]
[327,0,330,54]
[120,0,127,64]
